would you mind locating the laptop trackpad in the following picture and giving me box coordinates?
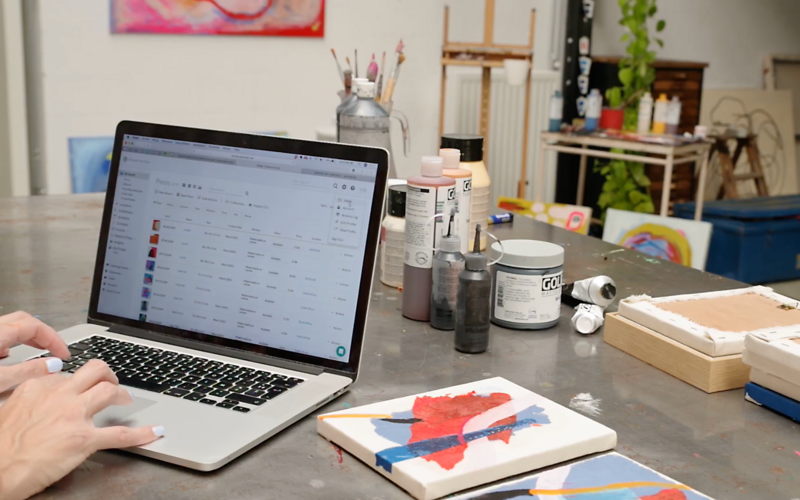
[95,396,158,427]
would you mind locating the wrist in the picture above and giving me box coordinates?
[0,438,29,500]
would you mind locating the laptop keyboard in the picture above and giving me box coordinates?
[35,336,304,413]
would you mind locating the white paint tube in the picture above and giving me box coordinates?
[572,304,605,335]
[563,275,617,307]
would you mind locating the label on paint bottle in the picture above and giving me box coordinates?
[494,271,563,324]
[404,184,455,269]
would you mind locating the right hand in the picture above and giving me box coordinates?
[0,360,164,500]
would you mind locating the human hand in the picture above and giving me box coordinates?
[0,311,70,393]
[0,360,164,500]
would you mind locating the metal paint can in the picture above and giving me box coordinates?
[489,240,564,330]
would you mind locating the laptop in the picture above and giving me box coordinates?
[0,121,388,471]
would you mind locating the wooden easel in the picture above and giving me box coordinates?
[439,0,536,198]
[708,133,769,199]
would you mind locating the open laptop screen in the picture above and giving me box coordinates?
[92,123,385,373]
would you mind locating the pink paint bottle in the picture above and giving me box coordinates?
[402,156,456,321]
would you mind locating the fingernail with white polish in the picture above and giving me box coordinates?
[128,390,135,400]
[152,426,165,438]
[45,358,63,373]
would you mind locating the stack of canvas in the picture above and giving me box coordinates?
[317,377,616,500]
[743,324,800,422]
[606,286,800,392]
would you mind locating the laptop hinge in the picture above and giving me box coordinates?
[99,321,324,376]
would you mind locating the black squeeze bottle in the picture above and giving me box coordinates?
[454,224,492,353]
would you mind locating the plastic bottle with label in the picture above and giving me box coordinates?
[651,93,669,135]
[665,96,682,135]
[440,134,490,250]
[637,92,653,135]
[549,90,563,132]
[440,148,472,255]
[402,156,456,321]
[584,89,603,132]
[380,184,406,288]
[431,212,465,331]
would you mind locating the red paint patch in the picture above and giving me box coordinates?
[640,489,689,500]
[408,392,514,470]
[333,445,343,464]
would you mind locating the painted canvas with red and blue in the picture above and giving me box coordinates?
[111,0,325,37]
[452,452,714,500]
[317,378,617,500]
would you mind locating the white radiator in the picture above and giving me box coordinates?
[455,70,560,203]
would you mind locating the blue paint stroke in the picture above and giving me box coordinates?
[375,418,540,473]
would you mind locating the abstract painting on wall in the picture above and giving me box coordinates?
[111,0,325,37]
[451,452,714,500]
[69,137,115,194]
[317,377,616,500]
[603,209,713,270]
[497,197,593,235]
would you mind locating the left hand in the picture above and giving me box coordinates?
[0,311,70,393]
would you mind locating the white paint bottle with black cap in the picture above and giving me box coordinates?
[402,156,456,321]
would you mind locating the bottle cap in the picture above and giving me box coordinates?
[465,224,488,271]
[388,185,407,217]
[589,88,600,96]
[439,148,461,169]
[421,156,444,177]
[355,81,375,98]
[657,93,668,101]
[642,92,652,100]
[573,311,602,334]
[439,234,462,253]
[441,134,484,162]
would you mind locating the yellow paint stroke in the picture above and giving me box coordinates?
[528,481,689,495]
[318,414,393,420]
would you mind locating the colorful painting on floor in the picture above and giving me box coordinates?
[111,0,325,37]
[497,197,592,235]
[69,137,114,194]
[317,378,616,500]
[603,209,712,271]
[451,452,714,500]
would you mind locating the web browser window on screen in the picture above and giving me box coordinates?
[98,134,377,362]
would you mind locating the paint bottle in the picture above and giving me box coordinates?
[440,134,490,250]
[431,212,465,331]
[584,89,602,132]
[572,304,605,335]
[637,92,653,135]
[455,225,492,353]
[665,96,682,135]
[402,157,456,321]
[440,148,472,255]
[651,93,669,135]
[487,213,514,225]
[380,184,406,288]
[548,90,563,132]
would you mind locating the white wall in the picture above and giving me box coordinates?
[592,0,800,89]
[0,0,31,197]
[36,0,559,195]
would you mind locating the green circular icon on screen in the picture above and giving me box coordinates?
[336,346,346,357]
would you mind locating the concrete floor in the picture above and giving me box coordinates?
[766,279,800,300]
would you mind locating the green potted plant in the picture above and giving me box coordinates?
[600,87,624,130]
[596,0,665,219]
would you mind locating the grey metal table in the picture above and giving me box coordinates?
[1,194,797,499]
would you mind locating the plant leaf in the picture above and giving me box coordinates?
[639,59,649,78]
[621,33,630,42]
[635,201,655,213]
[656,20,666,32]
[655,38,664,48]
[618,68,634,87]
[648,5,657,16]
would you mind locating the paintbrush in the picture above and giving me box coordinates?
[354,49,359,78]
[345,56,352,72]
[330,48,344,83]
[376,51,387,99]
[381,39,405,104]
[367,53,378,82]
[381,52,405,104]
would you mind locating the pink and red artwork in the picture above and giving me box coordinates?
[111,0,325,37]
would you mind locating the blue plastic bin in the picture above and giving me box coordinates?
[674,195,800,284]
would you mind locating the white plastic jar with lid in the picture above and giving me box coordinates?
[489,239,565,330]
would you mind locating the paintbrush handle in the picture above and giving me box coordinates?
[381,78,396,104]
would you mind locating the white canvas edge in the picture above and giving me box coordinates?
[602,208,713,270]
[447,451,715,500]
[618,287,800,356]
[316,377,617,500]
[750,368,800,402]
[743,334,800,386]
